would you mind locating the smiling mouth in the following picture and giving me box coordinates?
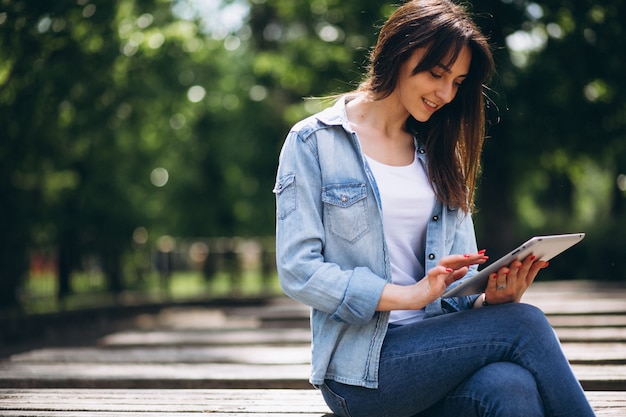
[423,98,439,110]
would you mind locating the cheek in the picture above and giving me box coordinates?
[451,86,463,101]
[412,74,435,92]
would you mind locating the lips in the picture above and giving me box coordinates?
[423,97,439,111]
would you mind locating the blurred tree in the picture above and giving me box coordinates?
[1,0,625,313]
[0,0,151,306]
[0,0,223,308]
[472,1,626,280]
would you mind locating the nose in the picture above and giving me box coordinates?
[435,81,456,104]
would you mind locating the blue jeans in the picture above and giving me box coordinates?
[320,303,595,417]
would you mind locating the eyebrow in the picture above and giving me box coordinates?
[437,63,468,78]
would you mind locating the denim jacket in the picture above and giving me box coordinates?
[273,97,480,389]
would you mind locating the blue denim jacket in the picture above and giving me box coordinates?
[273,97,480,389]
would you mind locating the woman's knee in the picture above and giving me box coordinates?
[503,302,545,322]
[499,303,553,335]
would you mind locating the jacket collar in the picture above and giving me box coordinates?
[315,95,353,128]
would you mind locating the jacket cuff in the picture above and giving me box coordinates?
[330,267,387,325]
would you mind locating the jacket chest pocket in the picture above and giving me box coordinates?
[322,183,370,243]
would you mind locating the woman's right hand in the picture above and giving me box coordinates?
[419,251,489,302]
[377,251,488,311]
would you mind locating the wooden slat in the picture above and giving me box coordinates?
[561,343,626,364]
[524,281,626,295]
[0,412,330,417]
[98,325,626,347]
[1,361,625,390]
[0,413,331,417]
[555,327,626,342]
[548,315,626,328]
[538,301,626,315]
[0,389,624,416]
[0,362,311,389]
[571,364,626,391]
[585,391,626,416]
[524,282,626,316]
[99,328,311,347]
[7,342,625,366]
[8,345,311,365]
[0,389,328,413]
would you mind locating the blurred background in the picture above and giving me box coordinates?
[1,0,625,318]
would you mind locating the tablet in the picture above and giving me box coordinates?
[442,233,585,298]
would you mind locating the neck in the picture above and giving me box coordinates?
[346,93,415,166]
[347,93,409,141]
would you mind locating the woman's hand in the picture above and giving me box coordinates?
[377,251,488,311]
[421,251,489,299]
[483,254,549,305]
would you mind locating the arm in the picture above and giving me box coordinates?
[274,128,387,324]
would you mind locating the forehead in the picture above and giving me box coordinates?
[407,45,471,76]
[439,46,471,76]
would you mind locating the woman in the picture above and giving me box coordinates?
[273,0,595,416]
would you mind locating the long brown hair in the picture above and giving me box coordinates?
[359,0,494,213]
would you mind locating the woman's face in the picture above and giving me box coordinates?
[394,45,472,122]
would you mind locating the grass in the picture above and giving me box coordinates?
[19,269,283,315]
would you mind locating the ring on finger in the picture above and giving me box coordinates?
[496,284,507,290]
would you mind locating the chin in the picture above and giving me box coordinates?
[412,113,432,123]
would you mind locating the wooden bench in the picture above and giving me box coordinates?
[0,280,625,415]
[0,388,624,416]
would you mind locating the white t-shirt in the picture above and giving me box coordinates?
[365,154,436,325]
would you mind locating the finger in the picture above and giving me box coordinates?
[519,255,535,277]
[488,272,498,292]
[495,266,509,291]
[440,251,488,270]
[526,260,549,285]
[445,266,469,286]
[428,265,453,280]
[443,267,465,287]
[425,266,455,293]
[506,261,520,291]
[485,272,501,302]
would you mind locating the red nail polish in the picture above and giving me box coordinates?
[478,249,487,254]
[530,256,536,261]
[446,268,453,273]
[463,254,471,258]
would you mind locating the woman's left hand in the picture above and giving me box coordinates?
[484,254,549,304]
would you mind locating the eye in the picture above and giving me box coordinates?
[430,71,442,79]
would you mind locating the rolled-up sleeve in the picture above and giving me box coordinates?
[329,267,387,324]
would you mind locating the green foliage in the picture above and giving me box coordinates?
[473,1,626,280]
[1,0,626,312]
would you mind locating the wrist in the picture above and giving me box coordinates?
[400,283,428,310]
[377,283,429,311]
[475,293,489,308]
